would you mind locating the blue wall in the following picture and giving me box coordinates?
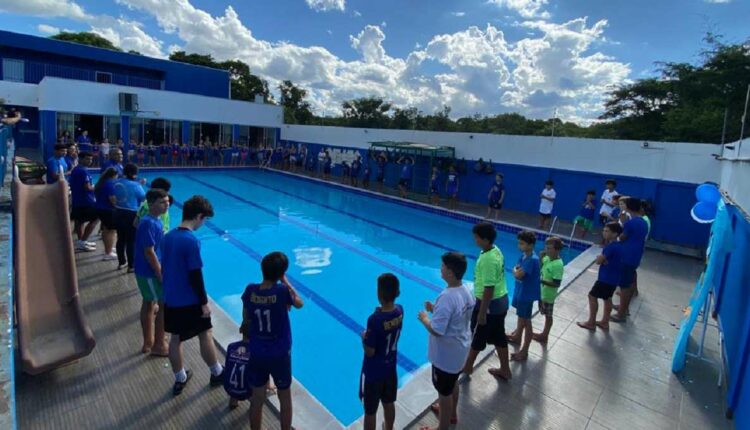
[282,139,711,249]
[0,30,229,98]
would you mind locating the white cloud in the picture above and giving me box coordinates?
[353,10,362,17]
[487,0,550,19]
[0,0,89,20]
[305,0,345,12]
[450,12,466,17]
[704,0,731,3]
[37,23,60,34]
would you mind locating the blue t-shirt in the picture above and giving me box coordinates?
[598,242,623,286]
[94,180,116,210]
[430,175,440,192]
[241,282,293,358]
[362,305,403,381]
[45,156,65,184]
[489,183,504,201]
[514,253,541,302]
[162,228,204,307]
[223,340,253,400]
[113,178,145,210]
[69,166,95,208]
[580,201,596,220]
[64,156,76,172]
[400,164,413,179]
[621,217,648,267]
[100,160,124,177]
[611,207,621,220]
[77,135,91,145]
[134,215,164,278]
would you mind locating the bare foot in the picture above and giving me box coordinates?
[488,367,512,380]
[595,321,610,331]
[510,351,528,362]
[429,403,458,424]
[532,333,548,344]
[141,344,152,354]
[576,321,596,331]
[610,314,626,323]
[507,334,521,345]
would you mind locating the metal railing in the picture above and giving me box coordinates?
[23,61,162,90]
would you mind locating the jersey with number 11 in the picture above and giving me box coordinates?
[241,283,294,358]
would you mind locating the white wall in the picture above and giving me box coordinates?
[720,138,750,213]
[0,81,39,107]
[281,124,721,185]
[35,77,283,128]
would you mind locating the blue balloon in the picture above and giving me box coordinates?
[696,183,721,205]
[691,201,718,224]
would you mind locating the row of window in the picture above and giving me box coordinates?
[1,58,161,89]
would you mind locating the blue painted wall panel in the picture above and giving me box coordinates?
[39,110,57,161]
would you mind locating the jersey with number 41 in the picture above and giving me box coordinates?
[362,305,404,381]
[241,283,294,358]
[223,340,253,400]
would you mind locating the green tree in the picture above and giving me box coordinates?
[391,107,419,129]
[50,32,121,51]
[279,80,314,124]
[341,97,392,128]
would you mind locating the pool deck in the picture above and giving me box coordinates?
[12,168,731,430]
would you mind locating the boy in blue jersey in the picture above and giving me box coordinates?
[162,196,224,396]
[242,252,304,430]
[445,166,459,209]
[360,273,403,430]
[69,152,99,252]
[397,156,414,199]
[134,189,170,356]
[486,173,505,220]
[612,198,649,322]
[507,231,540,362]
[45,144,68,184]
[574,190,597,238]
[225,324,253,409]
[578,222,623,331]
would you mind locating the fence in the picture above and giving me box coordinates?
[24,61,162,90]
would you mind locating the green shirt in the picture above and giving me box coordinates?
[137,201,170,233]
[540,255,564,303]
[473,245,507,300]
[643,215,651,239]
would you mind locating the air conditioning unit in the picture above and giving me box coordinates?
[119,93,139,112]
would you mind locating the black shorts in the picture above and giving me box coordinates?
[539,212,552,219]
[398,178,409,188]
[470,304,508,350]
[489,200,502,210]
[71,206,98,223]
[539,301,554,316]
[165,304,213,341]
[589,281,617,300]
[251,354,292,390]
[619,265,638,289]
[376,174,385,183]
[360,370,397,415]
[431,365,460,397]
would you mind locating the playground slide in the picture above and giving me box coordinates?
[12,172,95,375]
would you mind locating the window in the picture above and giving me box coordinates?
[95,72,112,84]
[2,59,24,82]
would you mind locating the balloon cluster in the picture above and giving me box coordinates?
[691,183,721,224]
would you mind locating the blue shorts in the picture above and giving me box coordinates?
[619,265,638,289]
[512,296,534,319]
[250,354,292,390]
[447,184,457,196]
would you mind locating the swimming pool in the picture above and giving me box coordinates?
[159,168,585,426]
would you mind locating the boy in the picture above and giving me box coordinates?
[429,167,441,206]
[611,198,648,322]
[445,166,459,210]
[242,252,304,430]
[376,152,387,192]
[224,323,253,409]
[351,154,362,187]
[539,180,556,230]
[533,236,564,343]
[135,177,171,233]
[418,252,475,430]
[507,231,540,362]
[462,223,512,381]
[360,273,403,430]
[599,179,619,225]
[574,190,597,238]
[133,189,170,356]
[397,156,413,199]
[486,173,505,220]
[577,222,623,331]
[362,160,371,189]
[45,144,68,184]
[69,152,99,252]
[161,196,224,395]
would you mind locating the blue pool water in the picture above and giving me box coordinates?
[158,169,583,425]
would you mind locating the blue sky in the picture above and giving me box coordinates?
[1,0,748,122]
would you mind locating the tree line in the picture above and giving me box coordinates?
[51,31,750,144]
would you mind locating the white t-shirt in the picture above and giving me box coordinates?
[600,189,618,216]
[428,284,475,373]
[101,142,110,155]
[539,188,556,215]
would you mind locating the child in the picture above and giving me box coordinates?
[134,189,170,356]
[376,152,387,192]
[538,180,556,230]
[323,150,332,180]
[351,154,362,187]
[486,173,505,220]
[611,198,648,322]
[136,177,172,233]
[242,252,304,430]
[599,179,618,225]
[573,190,597,238]
[137,142,146,166]
[397,156,413,199]
[360,273,403,430]
[341,160,351,184]
[362,161,371,189]
[240,145,249,166]
[507,231,540,362]
[445,166,459,209]
[92,142,100,167]
[429,167,441,206]
[418,252,475,430]
[224,324,279,409]
[171,142,180,167]
[462,223,511,381]
[607,194,621,222]
[533,236,564,343]
[577,222,623,331]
